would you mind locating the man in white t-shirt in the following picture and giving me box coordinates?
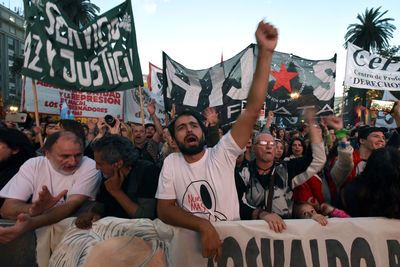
[0,131,100,243]
[156,21,278,262]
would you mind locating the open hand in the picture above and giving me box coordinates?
[203,107,219,127]
[321,116,343,131]
[147,99,156,116]
[29,186,68,216]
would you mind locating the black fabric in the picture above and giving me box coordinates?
[285,144,313,189]
[334,181,362,217]
[84,142,94,159]
[206,125,220,148]
[387,127,400,149]
[134,141,159,164]
[96,159,160,219]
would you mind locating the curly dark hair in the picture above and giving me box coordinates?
[287,137,306,157]
[354,147,400,218]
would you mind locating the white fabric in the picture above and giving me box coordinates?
[344,43,400,91]
[0,156,101,203]
[156,131,245,221]
[48,217,173,267]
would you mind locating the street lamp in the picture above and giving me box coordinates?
[290,92,300,99]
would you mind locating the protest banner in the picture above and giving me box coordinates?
[23,77,124,121]
[21,0,143,92]
[163,45,336,127]
[266,51,336,126]
[5,217,397,266]
[124,86,166,125]
[169,218,400,267]
[344,43,400,91]
[147,62,164,97]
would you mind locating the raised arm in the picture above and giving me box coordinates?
[263,111,274,132]
[322,115,354,188]
[231,21,278,148]
[147,99,164,143]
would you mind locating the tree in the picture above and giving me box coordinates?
[56,0,100,28]
[379,45,400,61]
[10,55,24,78]
[344,7,396,52]
[343,7,396,124]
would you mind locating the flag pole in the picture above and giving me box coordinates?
[138,86,145,126]
[340,85,346,120]
[31,79,43,146]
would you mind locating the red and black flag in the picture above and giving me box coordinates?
[163,44,336,127]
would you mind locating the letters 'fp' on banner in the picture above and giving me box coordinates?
[22,0,143,92]
[344,43,400,91]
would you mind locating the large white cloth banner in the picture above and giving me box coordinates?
[23,77,124,120]
[170,218,400,267]
[45,217,400,267]
[124,86,166,125]
[344,43,400,91]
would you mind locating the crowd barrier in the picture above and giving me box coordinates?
[1,217,399,267]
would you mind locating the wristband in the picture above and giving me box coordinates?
[334,128,349,139]
[339,141,350,149]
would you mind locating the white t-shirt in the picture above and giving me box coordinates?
[0,156,101,205]
[156,131,244,221]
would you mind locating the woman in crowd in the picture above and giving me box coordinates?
[120,122,134,143]
[274,139,286,162]
[284,137,306,160]
[277,128,285,141]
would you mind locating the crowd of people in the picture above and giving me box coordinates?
[0,21,399,262]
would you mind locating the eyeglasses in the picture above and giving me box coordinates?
[255,140,276,147]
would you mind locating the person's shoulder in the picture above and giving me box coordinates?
[23,156,46,166]
[163,152,183,163]
[77,156,97,169]
[209,130,234,150]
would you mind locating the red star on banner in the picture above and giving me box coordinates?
[270,62,299,93]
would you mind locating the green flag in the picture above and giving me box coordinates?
[22,0,143,92]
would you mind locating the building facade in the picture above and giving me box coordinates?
[0,4,24,111]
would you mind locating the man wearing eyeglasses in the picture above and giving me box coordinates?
[235,111,326,233]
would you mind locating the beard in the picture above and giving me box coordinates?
[176,135,205,155]
[48,158,78,175]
